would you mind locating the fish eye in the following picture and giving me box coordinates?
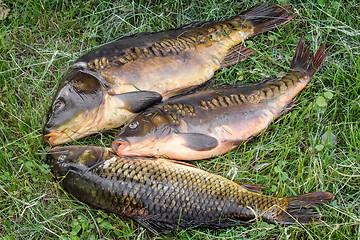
[128,121,139,129]
[53,99,65,111]
[58,154,67,161]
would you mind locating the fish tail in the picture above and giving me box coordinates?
[291,37,331,80]
[237,4,295,37]
[274,191,334,224]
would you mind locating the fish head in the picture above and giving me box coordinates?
[47,145,111,176]
[43,69,109,146]
[112,109,172,157]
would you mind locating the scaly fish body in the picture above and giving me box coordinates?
[43,4,294,146]
[47,146,334,233]
[113,37,331,160]
[82,20,252,97]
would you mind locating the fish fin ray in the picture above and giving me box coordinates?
[110,91,162,113]
[221,139,246,148]
[114,31,152,41]
[236,182,267,193]
[165,78,217,99]
[291,36,331,79]
[213,77,280,90]
[197,218,249,229]
[275,98,297,119]
[237,4,295,37]
[136,218,188,234]
[275,191,334,224]
[174,21,208,30]
[178,133,219,151]
[166,159,200,168]
[113,22,207,41]
[219,45,254,69]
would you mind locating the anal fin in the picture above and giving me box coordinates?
[136,218,179,235]
[275,98,297,119]
[199,218,249,229]
[219,45,253,69]
[236,182,267,194]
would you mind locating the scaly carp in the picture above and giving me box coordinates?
[112,37,331,160]
[43,4,294,146]
[47,145,334,233]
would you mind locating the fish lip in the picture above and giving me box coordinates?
[112,138,130,156]
[43,131,64,146]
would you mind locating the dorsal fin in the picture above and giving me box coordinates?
[86,19,249,70]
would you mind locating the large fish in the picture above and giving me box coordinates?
[47,145,334,233]
[43,3,295,146]
[112,37,331,160]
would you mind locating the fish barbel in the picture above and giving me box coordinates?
[112,37,331,160]
[43,4,294,146]
[47,145,334,233]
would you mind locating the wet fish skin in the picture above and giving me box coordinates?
[43,3,294,146]
[48,145,334,233]
[113,37,331,160]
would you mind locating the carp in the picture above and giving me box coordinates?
[112,37,331,160]
[47,145,334,233]
[43,3,294,146]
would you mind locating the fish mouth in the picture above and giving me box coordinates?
[43,131,65,146]
[112,138,130,156]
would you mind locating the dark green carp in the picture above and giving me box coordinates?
[112,37,331,160]
[47,145,334,233]
[43,4,295,146]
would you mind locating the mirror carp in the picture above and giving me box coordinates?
[43,4,294,146]
[47,146,334,233]
[112,37,331,160]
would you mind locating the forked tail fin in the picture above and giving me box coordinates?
[276,191,335,224]
[237,4,296,37]
[291,37,331,80]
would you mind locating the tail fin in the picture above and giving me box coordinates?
[291,36,331,79]
[237,4,295,37]
[276,191,334,224]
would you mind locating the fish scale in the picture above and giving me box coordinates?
[48,146,334,233]
[44,3,295,146]
[113,37,331,160]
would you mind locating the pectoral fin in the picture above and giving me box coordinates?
[110,91,162,113]
[178,133,218,151]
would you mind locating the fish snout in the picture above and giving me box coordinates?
[42,128,64,146]
[43,125,54,145]
[112,138,130,156]
[43,134,53,146]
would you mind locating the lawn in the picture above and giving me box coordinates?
[0,0,359,239]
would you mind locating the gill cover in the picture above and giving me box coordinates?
[47,146,108,176]
[44,69,107,131]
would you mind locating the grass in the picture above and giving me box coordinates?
[0,0,359,239]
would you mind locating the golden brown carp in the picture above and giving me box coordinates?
[112,37,331,160]
[43,4,295,146]
[47,145,334,233]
